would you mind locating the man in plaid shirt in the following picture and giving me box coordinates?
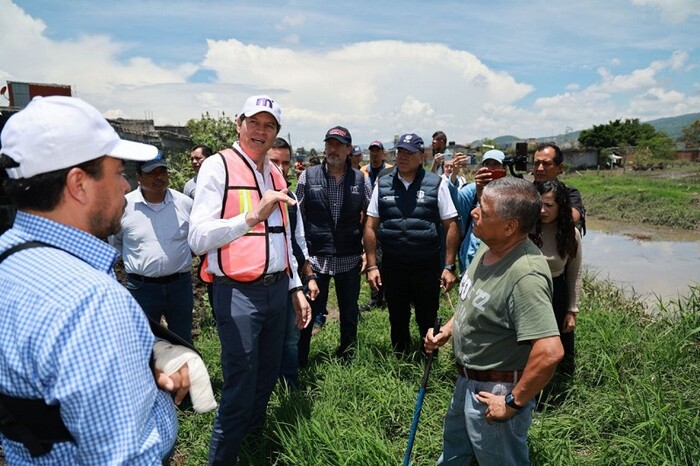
[296,126,371,364]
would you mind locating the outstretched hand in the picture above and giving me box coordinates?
[248,189,295,225]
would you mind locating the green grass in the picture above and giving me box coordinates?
[561,162,700,229]
[175,276,700,465]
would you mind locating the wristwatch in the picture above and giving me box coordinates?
[504,392,522,410]
[444,263,456,272]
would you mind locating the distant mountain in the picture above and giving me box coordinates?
[493,135,520,146]
[483,112,700,147]
[646,112,700,140]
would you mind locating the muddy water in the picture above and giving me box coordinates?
[583,218,700,304]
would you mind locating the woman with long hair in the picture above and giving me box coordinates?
[530,179,582,377]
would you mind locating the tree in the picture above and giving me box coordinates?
[578,118,673,159]
[186,112,238,152]
[638,133,676,160]
[681,120,700,148]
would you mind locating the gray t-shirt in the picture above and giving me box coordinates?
[453,239,559,371]
[183,176,197,199]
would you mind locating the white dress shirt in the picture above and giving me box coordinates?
[367,172,457,220]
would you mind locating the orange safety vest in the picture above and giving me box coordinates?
[198,148,290,284]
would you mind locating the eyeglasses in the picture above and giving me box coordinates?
[533,160,556,168]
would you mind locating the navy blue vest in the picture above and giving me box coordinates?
[287,190,306,271]
[377,167,441,262]
[302,164,365,257]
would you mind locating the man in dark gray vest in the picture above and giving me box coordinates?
[364,133,460,355]
[296,126,372,364]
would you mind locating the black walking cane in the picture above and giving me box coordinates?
[403,317,442,466]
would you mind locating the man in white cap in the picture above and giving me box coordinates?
[188,95,311,465]
[0,96,191,464]
[450,149,507,273]
[110,157,195,344]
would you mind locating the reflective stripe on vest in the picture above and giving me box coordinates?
[199,148,290,284]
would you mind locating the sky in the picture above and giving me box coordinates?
[1,0,699,150]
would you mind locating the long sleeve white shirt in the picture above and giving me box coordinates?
[187,143,301,289]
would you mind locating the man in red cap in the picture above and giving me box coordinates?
[361,140,392,187]
[296,126,371,365]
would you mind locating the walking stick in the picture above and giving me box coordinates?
[403,317,442,466]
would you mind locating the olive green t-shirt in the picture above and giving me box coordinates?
[453,239,559,371]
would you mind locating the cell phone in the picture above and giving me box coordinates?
[490,169,506,179]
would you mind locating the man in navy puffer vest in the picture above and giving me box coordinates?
[364,133,459,355]
[296,126,372,364]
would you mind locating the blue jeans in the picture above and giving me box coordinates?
[208,277,288,465]
[438,376,534,466]
[279,297,299,388]
[126,272,193,344]
[297,263,361,366]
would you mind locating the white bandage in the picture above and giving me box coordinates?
[153,340,217,413]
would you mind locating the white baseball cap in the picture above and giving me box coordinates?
[1,96,158,179]
[239,95,282,125]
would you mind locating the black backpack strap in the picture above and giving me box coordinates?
[0,241,74,457]
[0,395,73,457]
[0,240,53,264]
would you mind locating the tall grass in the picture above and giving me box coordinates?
[175,275,700,465]
[561,163,700,229]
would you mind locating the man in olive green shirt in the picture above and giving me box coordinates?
[425,177,563,466]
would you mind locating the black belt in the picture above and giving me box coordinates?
[267,226,285,234]
[456,363,523,384]
[214,270,287,286]
[127,272,189,284]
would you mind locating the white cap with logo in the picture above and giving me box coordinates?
[1,96,158,179]
[239,95,282,125]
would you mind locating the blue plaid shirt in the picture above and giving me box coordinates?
[0,212,177,465]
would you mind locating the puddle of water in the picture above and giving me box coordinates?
[583,224,700,304]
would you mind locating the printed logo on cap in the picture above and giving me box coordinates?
[329,128,349,137]
[255,97,275,109]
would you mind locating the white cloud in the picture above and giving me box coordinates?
[628,87,700,117]
[1,1,697,149]
[528,50,699,135]
[201,39,533,145]
[0,0,197,98]
[596,67,657,92]
[631,0,700,24]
